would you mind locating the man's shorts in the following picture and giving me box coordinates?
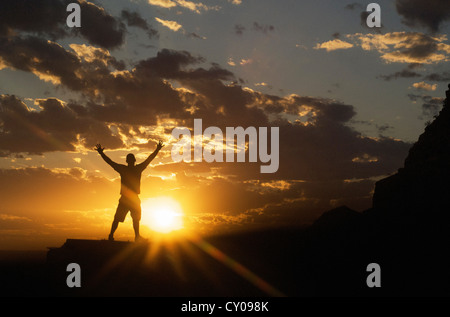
[114,195,141,222]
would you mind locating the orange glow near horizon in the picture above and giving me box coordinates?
[141,196,184,234]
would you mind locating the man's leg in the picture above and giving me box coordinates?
[109,219,119,241]
[131,197,143,241]
[133,219,141,241]
[110,198,127,241]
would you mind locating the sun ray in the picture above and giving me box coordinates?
[186,233,286,297]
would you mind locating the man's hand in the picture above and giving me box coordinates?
[156,140,164,150]
[95,144,104,154]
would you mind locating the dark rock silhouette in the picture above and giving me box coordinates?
[367,83,450,295]
[374,83,450,217]
[44,237,278,297]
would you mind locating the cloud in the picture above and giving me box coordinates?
[153,17,205,39]
[0,36,126,93]
[252,22,275,35]
[411,81,437,91]
[233,22,275,36]
[423,71,450,82]
[188,32,207,40]
[0,0,126,49]
[0,26,410,186]
[0,0,67,39]
[0,36,82,89]
[227,58,236,66]
[407,93,444,120]
[76,1,126,49]
[175,0,219,13]
[0,214,33,230]
[121,10,159,39]
[155,17,183,32]
[348,32,450,64]
[0,38,411,184]
[239,58,253,65]
[377,68,421,81]
[317,32,450,64]
[377,63,450,83]
[344,3,364,10]
[0,166,121,247]
[396,0,450,33]
[314,39,354,52]
[148,0,219,14]
[234,24,246,35]
[69,44,122,67]
[148,0,177,8]
[0,95,124,154]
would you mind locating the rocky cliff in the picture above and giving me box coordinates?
[373,84,450,218]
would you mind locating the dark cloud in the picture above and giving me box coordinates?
[0,95,124,154]
[408,93,444,121]
[397,34,439,60]
[135,49,206,77]
[396,0,450,33]
[0,0,126,49]
[421,101,442,120]
[234,23,274,36]
[274,119,410,182]
[0,35,81,87]
[423,72,450,82]
[332,32,340,39]
[195,92,411,183]
[234,24,245,35]
[76,1,125,49]
[252,22,275,35]
[377,63,450,82]
[377,69,421,81]
[186,32,206,40]
[120,9,159,39]
[376,124,394,136]
[0,29,411,185]
[0,0,67,39]
[344,3,364,10]
[0,34,126,91]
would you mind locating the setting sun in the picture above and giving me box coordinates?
[141,196,184,234]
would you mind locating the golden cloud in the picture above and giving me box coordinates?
[314,39,354,52]
[348,32,450,64]
[155,17,183,32]
[412,81,438,91]
[316,32,450,64]
[149,0,219,13]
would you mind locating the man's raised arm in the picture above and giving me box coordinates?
[139,140,164,170]
[95,144,120,170]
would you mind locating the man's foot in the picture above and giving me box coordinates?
[135,235,147,243]
[108,234,114,241]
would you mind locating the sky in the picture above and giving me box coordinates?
[0,0,449,250]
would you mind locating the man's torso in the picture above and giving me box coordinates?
[115,165,144,197]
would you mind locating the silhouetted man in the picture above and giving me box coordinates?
[95,141,164,242]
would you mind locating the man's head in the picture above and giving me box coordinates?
[126,153,136,165]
